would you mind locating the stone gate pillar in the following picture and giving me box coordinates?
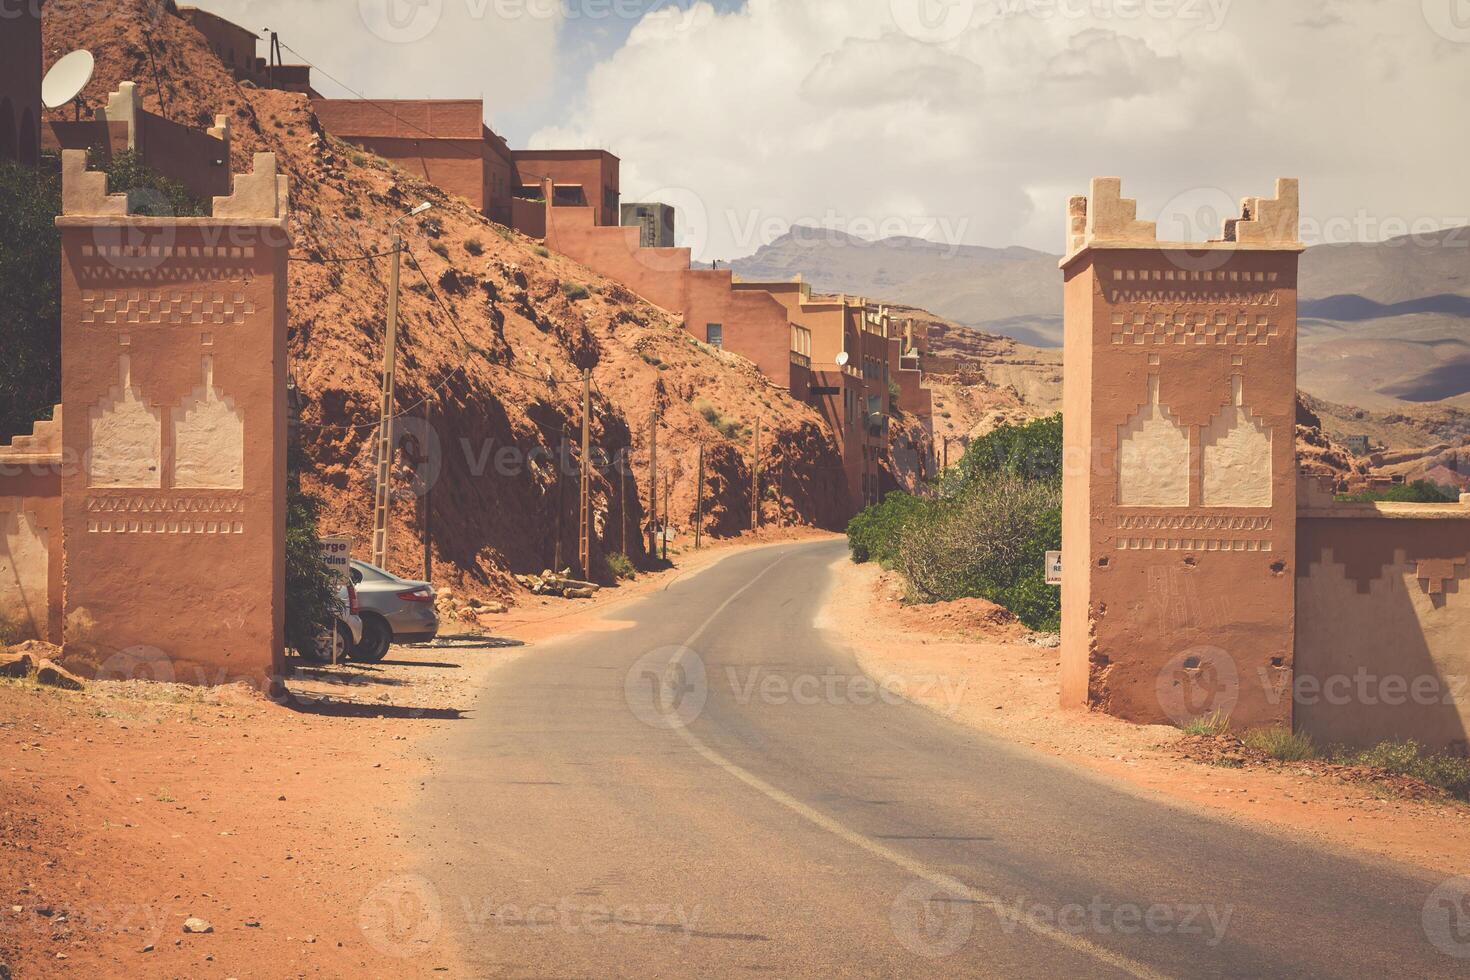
[55,150,290,687]
[1059,178,1302,728]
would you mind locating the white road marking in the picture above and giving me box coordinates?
[669,547,1174,980]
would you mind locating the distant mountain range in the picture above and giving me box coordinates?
[731,227,1470,410]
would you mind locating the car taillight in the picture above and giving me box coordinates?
[398,587,434,603]
[348,582,360,615]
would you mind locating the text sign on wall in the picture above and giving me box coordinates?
[1046,551,1063,586]
[321,536,353,584]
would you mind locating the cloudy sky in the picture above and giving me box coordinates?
[194,0,1470,261]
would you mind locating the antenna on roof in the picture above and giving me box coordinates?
[42,50,95,121]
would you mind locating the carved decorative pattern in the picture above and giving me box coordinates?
[1416,558,1467,595]
[75,244,257,284]
[1117,376,1189,507]
[1117,515,1272,531]
[80,289,257,327]
[1117,538,1273,553]
[1110,310,1278,346]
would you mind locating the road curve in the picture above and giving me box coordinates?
[413,539,1463,978]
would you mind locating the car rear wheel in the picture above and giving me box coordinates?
[352,615,392,663]
[300,622,352,665]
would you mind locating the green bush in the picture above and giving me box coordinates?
[0,156,61,440]
[846,493,934,567]
[100,149,206,217]
[533,245,550,258]
[464,237,485,256]
[953,413,1063,490]
[605,553,635,581]
[694,399,747,441]
[284,441,341,657]
[1333,740,1470,800]
[1243,727,1318,762]
[1179,710,1232,736]
[561,282,590,302]
[897,475,1062,631]
[1337,480,1458,504]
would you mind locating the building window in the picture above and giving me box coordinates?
[706,324,723,347]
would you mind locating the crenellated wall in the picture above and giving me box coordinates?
[53,149,290,687]
[1060,177,1303,729]
[0,410,65,643]
[1295,480,1470,753]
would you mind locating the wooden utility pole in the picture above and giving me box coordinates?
[647,408,658,558]
[554,424,567,572]
[694,443,705,551]
[751,417,762,532]
[578,369,592,578]
[370,231,404,569]
[661,471,671,562]
[422,399,433,582]
[619,447,628,557]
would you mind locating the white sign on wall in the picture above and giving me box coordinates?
[1046,551,1063,586]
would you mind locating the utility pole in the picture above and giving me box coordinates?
[422,399,433,582]
[578,369,592,578]
[647,407,658,558]
[554,423,567,572]
[662,471,671,562]
[751,418,762,533]
[694,443,705,551]
[371,203,431,570]
[619,446,627,558]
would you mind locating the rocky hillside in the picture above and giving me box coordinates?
[43,0,850,604]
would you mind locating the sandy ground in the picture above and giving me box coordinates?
[825,557,1470,877]
[0,531,833,979]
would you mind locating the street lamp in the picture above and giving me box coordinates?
[370,201,435,569]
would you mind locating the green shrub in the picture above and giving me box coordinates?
[953,413,1063,490]
[847,493,934,567]
[897,475,1062,631]
[561,282,590,301]
[284,441,341,657]
[429,241,450,260]
[533,245,550,258]
[101,149,206,217]
[694,399,747,441]
[1337,480,1458,504]
[1333,740,1470,800]
[0,156,61,440]
[464,237,485,256]
[1243,727,1318,762]
[1179,710,1232,736]
[606,553,635,581]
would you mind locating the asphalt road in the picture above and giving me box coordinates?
[414,539,1467,978]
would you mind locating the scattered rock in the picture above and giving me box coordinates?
[515,570,602,598]
[1025,633,1061,649]
[36,660,85,691]
[141,944,155,953]
[0,653,36,679]
[183,917,213,934]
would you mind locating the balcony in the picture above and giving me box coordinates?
[790,351,811,369]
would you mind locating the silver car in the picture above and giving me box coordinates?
[348,560,439,662]
[300,583,364,665]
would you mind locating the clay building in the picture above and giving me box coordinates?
[514,149,620,226]
[0,0,44,166]
[176,7,316,95]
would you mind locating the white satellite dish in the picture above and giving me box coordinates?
[835,351,850,367]
[42,50,95,111]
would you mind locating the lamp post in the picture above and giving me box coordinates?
[371,201,433,570]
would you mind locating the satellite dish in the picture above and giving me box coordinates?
[42,50,95,110]
[835,351,850,367]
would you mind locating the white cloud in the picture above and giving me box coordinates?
[530,0,1470,259]
[186,0,563,132]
